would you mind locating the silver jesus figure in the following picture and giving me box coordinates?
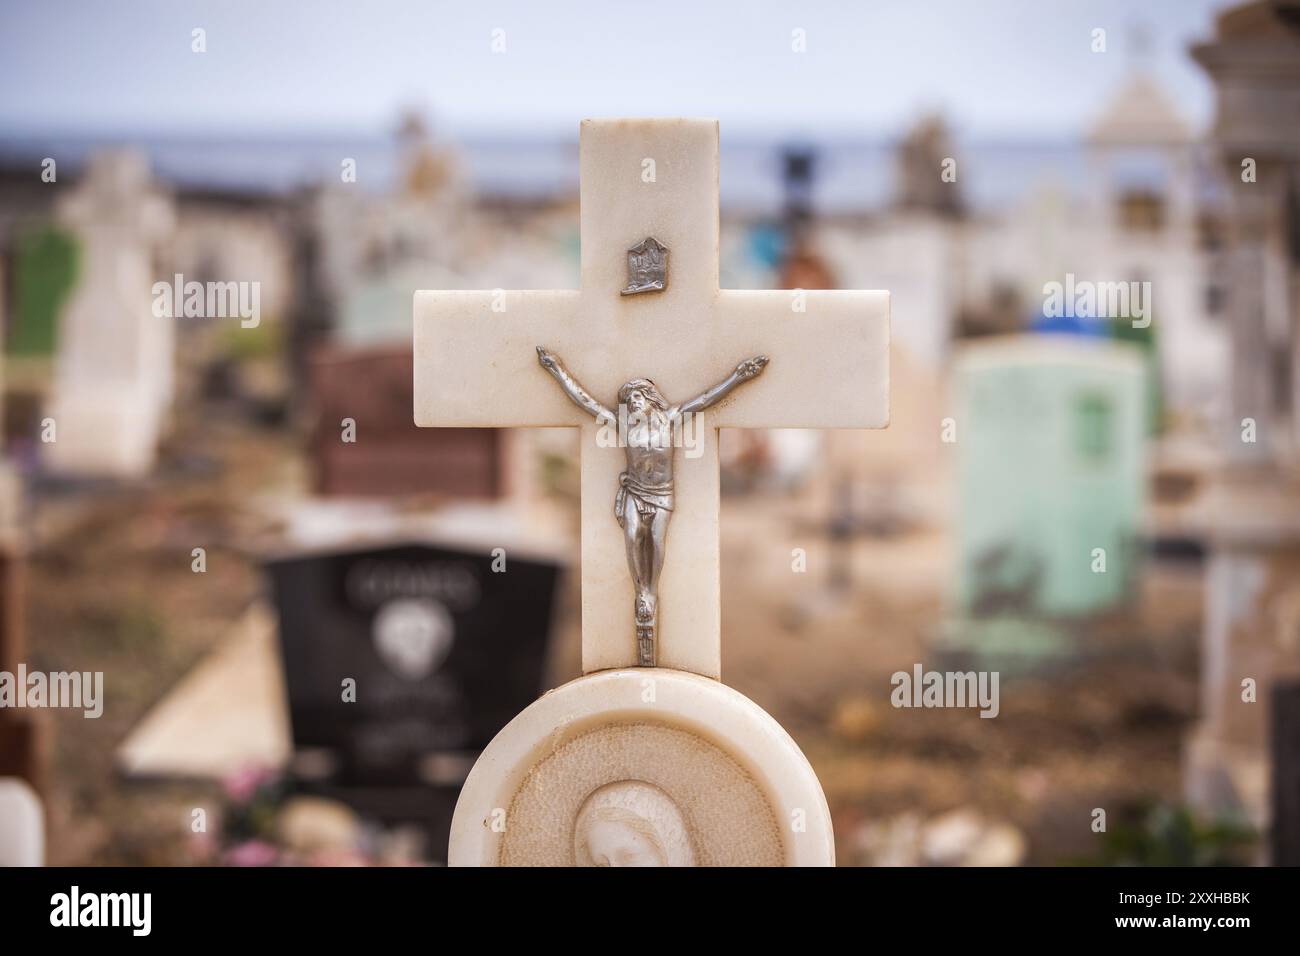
[536,346,769,667]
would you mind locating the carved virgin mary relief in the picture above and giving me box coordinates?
[497,720,784,867]
[573,780,696,867]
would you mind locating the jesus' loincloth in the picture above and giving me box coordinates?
[615,472,674,526]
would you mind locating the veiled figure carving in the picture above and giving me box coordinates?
[573,780,696,867]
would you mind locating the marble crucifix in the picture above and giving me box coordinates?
[415,118,889,866]
[416,118,888,677]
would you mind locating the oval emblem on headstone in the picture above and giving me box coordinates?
[372,597,454,680]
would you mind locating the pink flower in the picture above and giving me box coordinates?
[223,765,276,804]
[224,840,280,867]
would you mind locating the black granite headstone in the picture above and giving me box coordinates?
[267,540,558,858]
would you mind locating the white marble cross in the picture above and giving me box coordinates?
[415,118,888,679]
[47,151,174,477]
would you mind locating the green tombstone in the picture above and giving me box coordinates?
[954,335,1146,619]
[1110,314,1162,434]
[8,226,79,357]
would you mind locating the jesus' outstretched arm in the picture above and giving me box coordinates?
[676,355,770,417]
[536,346,615,422]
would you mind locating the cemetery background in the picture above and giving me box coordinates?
[0,0,1294,866]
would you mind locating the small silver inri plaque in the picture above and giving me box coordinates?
[621,236,668,296]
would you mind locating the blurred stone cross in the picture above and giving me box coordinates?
[414,118,889,679]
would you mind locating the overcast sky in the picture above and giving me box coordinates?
[0,0,1234,140]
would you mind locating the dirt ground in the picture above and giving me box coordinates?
[29,414,288,864]
[716,491,1206,865]
[25,411,1210,865]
